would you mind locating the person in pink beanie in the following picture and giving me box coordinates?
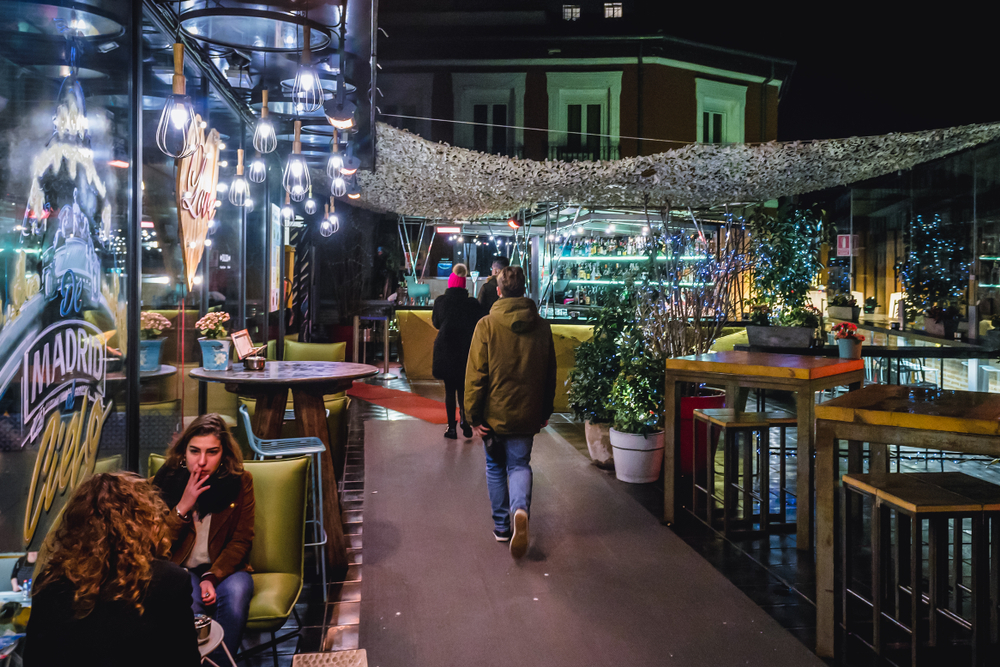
[432,264,483,438]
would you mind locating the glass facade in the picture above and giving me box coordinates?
[0,2,267,552]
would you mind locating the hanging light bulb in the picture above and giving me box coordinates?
[340,151,360,177]
[156,44,198,158]
[320,203,334,237]
[248,152,266,183]
[229,149,250,207]
[282,120,311,200]
[324,96,356,131]
[245,198,254,212]
[291,25,325,113]
[304,185,317,215]
[253,88,277,154]
[346,177,361,200]
[281,192,294,225]
[326,130,343,179]
[331,175,347,197]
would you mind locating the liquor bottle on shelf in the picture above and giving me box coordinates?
[577,263,586,280]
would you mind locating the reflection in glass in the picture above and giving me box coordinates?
[248,153,267,183]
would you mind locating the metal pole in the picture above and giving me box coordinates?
[125,8,143,473]
[352,315,360,363]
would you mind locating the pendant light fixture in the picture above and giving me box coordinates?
[247,152,266,183]
[253,88,277,154]
[323,16,356,130]
[229,148,250,206]
[291,25,325,113]
[326,130,343,178]
[281,192,294,225]
[320,203,333,237]
[331,174,347,197]
[304,185,317,214]
[156,43,198,158]
[282,119,311,201]
[340,149,360,176]
[346,177,361,200]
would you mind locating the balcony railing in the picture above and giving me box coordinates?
[549,145,620,162]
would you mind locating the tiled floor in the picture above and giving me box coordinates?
[256,369,1000,667]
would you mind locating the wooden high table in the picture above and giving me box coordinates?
[663,351,865,550]
[813,384,1000,657]
[191,361,378,572]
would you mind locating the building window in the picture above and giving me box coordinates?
[604,3,623,18]
[562,5,581,21]
[452,73,526,157]
[546,72,622,161]
[695,78,746,145]
[473,103,508,155]
[702,111,724,144]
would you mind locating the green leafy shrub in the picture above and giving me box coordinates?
[567,289,633,424]
[610,326,665,435]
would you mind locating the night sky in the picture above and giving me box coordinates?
[646,7,996,141]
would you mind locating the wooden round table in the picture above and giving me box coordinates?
[191,361,377,572]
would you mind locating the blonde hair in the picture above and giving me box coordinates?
[452,263,469,277]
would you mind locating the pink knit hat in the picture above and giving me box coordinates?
[448,273,467,289]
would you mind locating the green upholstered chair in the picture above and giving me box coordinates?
[149,454,309,666]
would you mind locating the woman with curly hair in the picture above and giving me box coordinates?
[24,472,200,667]
[152,413,255,660]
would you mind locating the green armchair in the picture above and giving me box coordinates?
[149,454,309,665]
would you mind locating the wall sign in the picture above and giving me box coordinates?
[837,234,859,257]
[176,115,221,292]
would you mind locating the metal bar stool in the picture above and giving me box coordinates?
[691,408,796,536]
[239,404,330,601]
[842,472,1000,666]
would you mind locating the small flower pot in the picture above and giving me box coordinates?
[199,337,231,371]
[609,428,664,484]
[138,338,165,372]
[837,338,863,359]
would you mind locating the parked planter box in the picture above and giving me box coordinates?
[828,306,860,322]
[745,325,815,349]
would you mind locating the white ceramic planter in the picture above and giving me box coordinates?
[584,420,613,466]
[610,428,664,484]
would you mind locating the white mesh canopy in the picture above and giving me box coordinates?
[356,121,1000,219]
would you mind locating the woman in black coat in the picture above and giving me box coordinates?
[433,267,484,438]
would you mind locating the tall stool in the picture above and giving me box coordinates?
[691,408,797,536]
[842,472,1000,666]
[239,404,330,601]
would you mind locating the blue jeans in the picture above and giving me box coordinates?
[484,433,534,532]
[189,569,254,659]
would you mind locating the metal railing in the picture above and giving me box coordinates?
[548,145,620,162]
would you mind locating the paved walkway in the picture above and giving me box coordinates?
[358,418,826,667]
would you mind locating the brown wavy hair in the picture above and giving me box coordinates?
[164,413,244,477]
[34,472,170,617]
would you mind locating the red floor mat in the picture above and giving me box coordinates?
[347,383,451,424]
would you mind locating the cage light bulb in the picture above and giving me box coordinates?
[156,45,198,158]
[248,154,266,183]
[253,89,277,154]
[332,176,347,197]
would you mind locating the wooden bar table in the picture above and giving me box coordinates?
[663,351,865,550]
[813,384,1000,658]
[192,361,378,573]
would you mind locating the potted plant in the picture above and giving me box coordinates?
[832,322,865,359]
[746,203,828,347]
[567,289,632,468]
[923,304,961,339]
[195,310,232,370]
[828,293,860,322]
[138,311,172,372]
[864,296,879,314]
[608,327,665,484]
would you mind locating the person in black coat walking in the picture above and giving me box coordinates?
[433,267,484,438]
